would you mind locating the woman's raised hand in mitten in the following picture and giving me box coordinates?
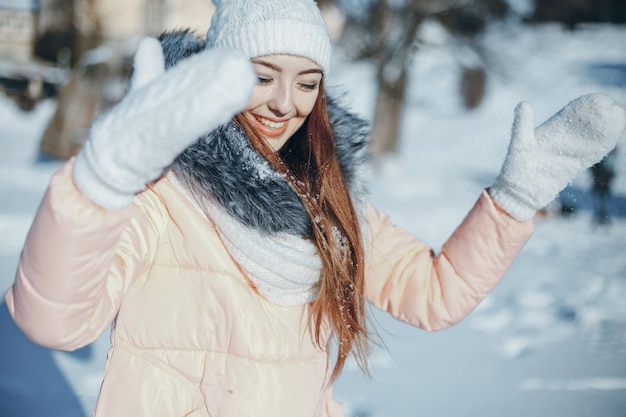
[489,94,625,221]
[73,37,257,209]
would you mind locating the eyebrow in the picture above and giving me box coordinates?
[252,59,323,75]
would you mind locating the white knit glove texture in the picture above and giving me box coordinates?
[490,93,625,221]
[73,37,256,209]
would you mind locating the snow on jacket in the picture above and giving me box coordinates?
[4,30,534,417]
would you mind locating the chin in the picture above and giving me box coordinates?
[266,136,290,152]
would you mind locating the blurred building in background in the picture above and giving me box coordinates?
[0,0,65,111]
[0,0,37,61]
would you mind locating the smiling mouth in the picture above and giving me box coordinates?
[253,115,289,137]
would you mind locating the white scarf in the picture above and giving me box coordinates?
[207,198,370,306]
[169,172,323,306]
[205,197,324,306]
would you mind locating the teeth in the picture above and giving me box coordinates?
[257,117,285,129]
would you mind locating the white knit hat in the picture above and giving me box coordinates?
[206,0,332,75]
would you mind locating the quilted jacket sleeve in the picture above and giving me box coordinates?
[4,159,163,351]
[364,190,533,331]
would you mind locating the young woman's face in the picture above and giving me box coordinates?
[244,54,323,152]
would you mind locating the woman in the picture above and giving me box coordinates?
[5,0,625,416]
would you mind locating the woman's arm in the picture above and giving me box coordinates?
[365,94,625,330]
[4,160,163,350]
[5,38,256,352]
[364,190,533,331]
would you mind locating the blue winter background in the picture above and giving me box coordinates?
[1,16,626,417]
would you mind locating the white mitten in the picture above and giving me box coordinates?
[73,37,256,209]
[489,94,625,221]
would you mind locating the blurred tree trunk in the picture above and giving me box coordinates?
[36,0,111,160]
[460,66,486,109]
[368,1,423,159]
[40,47,130,160]
[337,0,509,159]
[370,65,407,158]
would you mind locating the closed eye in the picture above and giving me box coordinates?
[299,82,319,91]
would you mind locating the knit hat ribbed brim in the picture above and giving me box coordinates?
[206,0,332,75]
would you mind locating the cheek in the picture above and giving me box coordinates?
[297,92,319,116]
[245,87,264,111]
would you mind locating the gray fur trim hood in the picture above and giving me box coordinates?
[159,30,371,236]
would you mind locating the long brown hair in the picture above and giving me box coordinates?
[234,80,368,382]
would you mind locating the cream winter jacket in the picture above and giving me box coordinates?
[5,29,534,417]
[5,159,532,417]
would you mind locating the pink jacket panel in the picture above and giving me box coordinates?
[5,160,533,416]
[6,161,135,349]
[6,161,336,417]
[365,191,533,330]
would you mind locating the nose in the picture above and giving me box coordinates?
[268,82,294,116]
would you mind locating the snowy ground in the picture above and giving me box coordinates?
[1,22,626,417]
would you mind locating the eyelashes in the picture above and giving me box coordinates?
[255,77,319,92]
[299,83,318,91]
